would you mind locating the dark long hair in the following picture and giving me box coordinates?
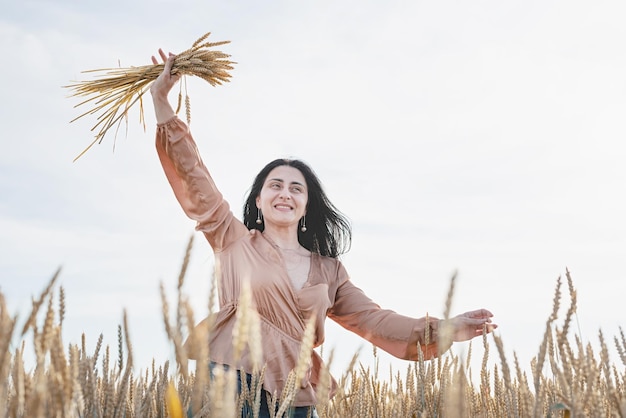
[243,159,351,258]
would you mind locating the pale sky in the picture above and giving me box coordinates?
[1,0,625,378]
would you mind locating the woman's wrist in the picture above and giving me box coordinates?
[152,97,176,124]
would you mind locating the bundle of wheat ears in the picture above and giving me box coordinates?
[65,32,235,161]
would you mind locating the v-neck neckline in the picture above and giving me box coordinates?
[261,233,314,292]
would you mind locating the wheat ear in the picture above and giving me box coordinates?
[65,31,235,161]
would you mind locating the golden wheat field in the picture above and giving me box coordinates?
[1,237,625,418]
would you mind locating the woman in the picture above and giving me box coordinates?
[150,49,496,417]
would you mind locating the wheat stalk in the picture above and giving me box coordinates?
[65,31,235,161]
[4,261,626,417]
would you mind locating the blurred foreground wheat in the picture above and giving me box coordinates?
[1,238,625,417]
[65,32,235,161]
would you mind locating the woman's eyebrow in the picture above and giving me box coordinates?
[268,178,305,187]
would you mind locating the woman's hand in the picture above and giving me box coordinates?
[444,309,497,342]
[150,48,181,124]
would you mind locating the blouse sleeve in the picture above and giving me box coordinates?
[155,117,249,251]
[327,266,450,360]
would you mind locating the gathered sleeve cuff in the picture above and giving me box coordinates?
[327,276,451,360]
[155,117,248,251]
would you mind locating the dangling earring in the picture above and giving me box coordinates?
[256,208,263,225]
[300,216,307,232]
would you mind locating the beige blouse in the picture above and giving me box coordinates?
[155,117,447,406]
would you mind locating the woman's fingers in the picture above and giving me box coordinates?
[448,310,498,341]
[151,49,174,67]
[472,309,493,318]
[158,48,168,62]
[150,49,180,93]
[164,53,176,75]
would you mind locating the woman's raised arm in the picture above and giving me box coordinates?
[149,49,248,251]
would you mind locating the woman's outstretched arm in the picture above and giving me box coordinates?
[329,273,497,360]
[149,49,248,251]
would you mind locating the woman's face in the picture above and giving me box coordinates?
[256,165,308,229]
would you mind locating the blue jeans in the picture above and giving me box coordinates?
[207,363,319,418]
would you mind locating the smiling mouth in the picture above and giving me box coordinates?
[274,204,293,210]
